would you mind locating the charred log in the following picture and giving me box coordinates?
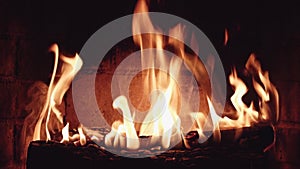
[27,126,274,169]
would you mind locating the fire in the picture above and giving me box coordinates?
[21,0,279,159]
[217,54,279,130]
[104,0,279,151]
[246,54,279,122]
[23,44,86,146]
[105,0,183,150]
[60,123,70,143]
[224,28,229,46]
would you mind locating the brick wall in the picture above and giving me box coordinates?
[258,10,300,168]
[0,27,53,168]
[0,3,68,167]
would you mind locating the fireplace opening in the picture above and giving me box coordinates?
[1,0,299,169]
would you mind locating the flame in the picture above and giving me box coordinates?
[132,0,182,149]
[20,0,279,162]
[112,96,140,150]
[246,54,279,122]
[105,0,183,150]
[31,44,85,144]
[190,97,221,143]
[216,54,279,130]
[224,28,229,46]
[60,123,70,143]
[78,124,87,146]
[105,0,279,151]
[189,53,279,146]
[223,67,259,127]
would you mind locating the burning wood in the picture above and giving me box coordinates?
[21,44,85,163]
[184,125,274,151]
[101,0,279,152]
[22,0,279,166]
[27,125,274,169]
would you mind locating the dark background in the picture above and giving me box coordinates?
[0,0,299,168]
[1,0,299,80]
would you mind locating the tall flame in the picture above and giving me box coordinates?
[105,0,183,150]
[190,53,279,146]
[217,54,279,129]
[32,44,83,142]
[105,0,279,151]
[246,54,279,122]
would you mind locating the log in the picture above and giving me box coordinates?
[184,125,275,151]
[27,126,274,169]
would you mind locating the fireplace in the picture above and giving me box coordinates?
[0,0,299,169]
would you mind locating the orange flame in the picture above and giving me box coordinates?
[19,1,279,163]
[105,0,184,150]
[217,54,279,130]
[224,28,229,46]
[190,53,279,146]
[105,0,279,150]
[78,124,87,146]
[246,54,279,122]
[32,44,85,145]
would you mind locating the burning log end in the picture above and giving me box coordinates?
[184,125,274,151]
[183,131,199,149]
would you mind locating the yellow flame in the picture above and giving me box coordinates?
[229,68,248,114]
[32,44,84,144]
[78,124,87,146]
[133,0,181,149]
[218,54,278,129]
[190,97,221,143]
[113,96,140,150]
[60,123,69,143]
[105,0,184,150]
[246,54,279,122]
[190,53,279,144]
[218,67,259,128]
[106,0,280,149]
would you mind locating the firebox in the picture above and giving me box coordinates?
[0,0,299,169]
